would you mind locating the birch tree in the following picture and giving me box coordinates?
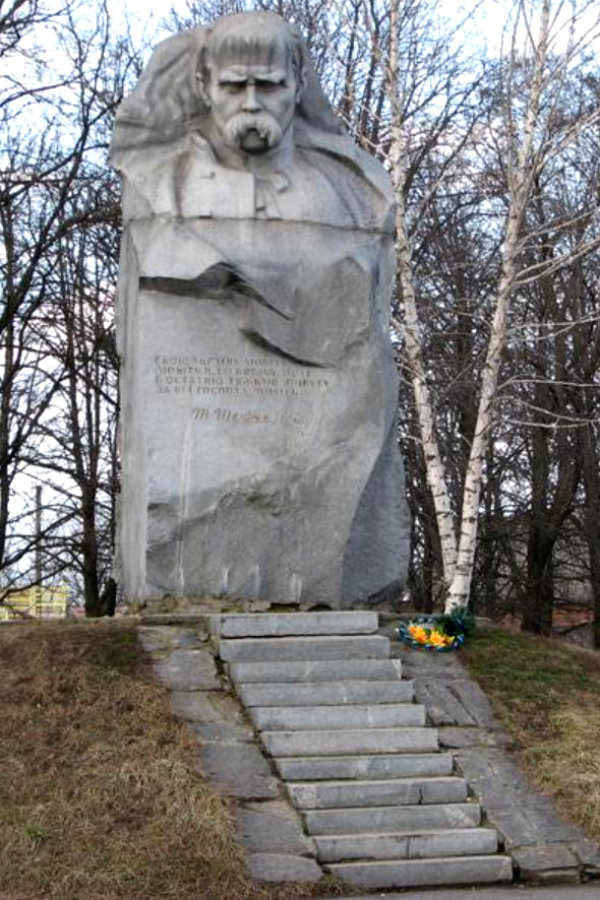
[386,0,600,612]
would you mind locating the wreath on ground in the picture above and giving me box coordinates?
[396,611,475,651]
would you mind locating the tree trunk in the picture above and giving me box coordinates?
[98,577,117,617]
[0,317,13,571]
[580,424,600,648]
[444,0,551,613]
[522,525,554,634]
[81,496,101,617]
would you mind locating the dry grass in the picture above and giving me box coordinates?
[0,622,340,900]
[462,626,600,841]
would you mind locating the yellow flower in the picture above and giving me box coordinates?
[408,625,429,644]
[429,630,452,648]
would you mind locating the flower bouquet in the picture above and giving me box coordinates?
[396,611,475,652]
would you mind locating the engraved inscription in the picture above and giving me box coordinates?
[193,407,308,428]
[154,355,331,397]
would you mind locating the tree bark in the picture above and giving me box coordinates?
[387,0,458,591]
[445,0,552,613]
[580,425,600,648]
[522,525,554,634]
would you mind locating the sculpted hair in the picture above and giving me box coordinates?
[110,12,348,162]
[197,11,307,108]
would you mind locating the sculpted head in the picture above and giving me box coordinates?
[197,12,307,156]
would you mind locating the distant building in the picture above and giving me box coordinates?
[0,585,68,621]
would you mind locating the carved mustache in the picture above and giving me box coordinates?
[222,112,283,149]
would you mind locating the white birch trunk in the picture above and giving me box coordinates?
[386,0,458,588]
[445,0,551,612]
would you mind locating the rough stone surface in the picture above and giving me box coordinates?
[198,742,279,799]
[230,658,402,683]
[239,679,413,707]
[456,748,585,849]
[246,852,323,883]
[399,649,502,729]
[138,625,207,653]
[524,869,582,885]
[570,839,600,873]
[326,855,513,889]
[274,752,454,781]
[138,631,166,654]
[250,702,425,731]
[513,844,579,877]
[287,776,468,809]
[235,800,315,854]
[315,828,499,863]
[394,644,468,677]
[391,636,600,884]
[396,646,512,744]
[112,11,410,609]
[189,720,255,742]
[153,648,220,690]
[439,726,514,749]
[303,802,481,835]
[169,687,254,741]
[415,681,479,726]
[211,611,378,637]
[137,625,207,655]
[169,690,247,722]
[262,727,439,758]
[220,634,390,663]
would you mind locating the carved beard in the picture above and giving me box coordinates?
[222,112,284,153]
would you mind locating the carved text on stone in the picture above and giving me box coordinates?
[153,355,331,398]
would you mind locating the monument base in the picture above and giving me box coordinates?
[117,220,409,610]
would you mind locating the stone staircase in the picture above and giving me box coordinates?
[212,610,513,891]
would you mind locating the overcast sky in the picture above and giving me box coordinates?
[104,0,600,69]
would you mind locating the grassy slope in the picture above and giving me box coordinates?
[462,626,600,841]
[0,623,332,900]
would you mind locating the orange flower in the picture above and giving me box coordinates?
[408,624,429,644]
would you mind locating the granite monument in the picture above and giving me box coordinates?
[111,11,410,608]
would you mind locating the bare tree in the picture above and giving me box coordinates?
[385,0,600,614]
[39,192,120,616]
[0,0,136,609]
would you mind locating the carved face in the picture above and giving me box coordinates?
[205,42,298,154]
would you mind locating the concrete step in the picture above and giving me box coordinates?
[238,679,414,707]
[303,802,481,835]
[325,855,512,889]
[288,776,468,809]
[219,634,390,663]
[274,753,454,781]
[211,611,378,638]
[250,703,426,732]
[229,658,402,683]
[262,727,439,758]
[315,827,499,862]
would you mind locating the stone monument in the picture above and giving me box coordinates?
[111,11,410,608]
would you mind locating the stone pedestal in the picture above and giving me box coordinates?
[118,218,409,608]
